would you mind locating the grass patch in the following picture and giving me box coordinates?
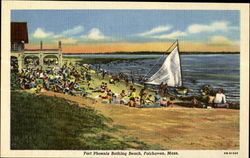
[11,91,153,150]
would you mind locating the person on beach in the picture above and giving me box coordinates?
[154,91,161,104]
[110,93,117,104]
[86,73,91,88]
[159,82,165,97]
[135,97,140,106]
[139,88,145,99]
[140,91,147,105]
[44,80,50,90]
[120,90,126,104]
[108,90,113,96]
[214,89,229,108]
[160,97,168,107]
[109,77,115,85]
[128,85,134,96]
[145,94,154,104]
[98,90,113,103]
[130,88,137,98]
[104,83,109,92]
[200,85,213,102]
[115,95,122,104]
[207,94,215,107]
[120,90,126,97]
[102,70,106,79]
[100,82,105,89]
[141,84,146,91]
[99,94,108,99]
[125,77,129,87]
[191,97,199,106]
[167,97,175,107]
[92,82,106,93]
[131,76,134,85]
[163,83,168,96]
[110,75,119,86]
[128,97,136,107]
[29,79,36,88]
[200,90,208,102]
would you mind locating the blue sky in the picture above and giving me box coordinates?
[11,10,240,52]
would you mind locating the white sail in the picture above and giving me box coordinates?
[145,46,182,87]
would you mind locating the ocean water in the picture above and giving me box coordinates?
[65,54,240,103]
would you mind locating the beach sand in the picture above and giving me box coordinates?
[41,83,239,150]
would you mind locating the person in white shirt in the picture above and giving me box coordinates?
[214,89,229,108]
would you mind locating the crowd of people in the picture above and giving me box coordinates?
[11,59,230,109]
[92,82,175,108]
[190,85,229,108]
[12,63,92,96]
[11,62,175,108]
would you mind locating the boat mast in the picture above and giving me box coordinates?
[176,39,183,87]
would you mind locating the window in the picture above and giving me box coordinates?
[11,43,23,51]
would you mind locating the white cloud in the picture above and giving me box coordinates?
[207,36,235,45]
[33,28,54,38]
[54,26,84,38]
[152,31,187,39]
[188,21,237,34]
[61,26,84,36]
[136,25,172,36]
[32,26,113,43]
[81,28,107,40]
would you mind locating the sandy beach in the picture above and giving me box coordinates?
[47,58,242,149]
[35,69,239,150]
[41,87,239,150]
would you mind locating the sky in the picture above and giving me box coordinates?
[11,10,240,53]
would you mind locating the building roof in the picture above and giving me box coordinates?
[11,22,29,43]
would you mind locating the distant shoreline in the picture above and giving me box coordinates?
[63,51,240,55]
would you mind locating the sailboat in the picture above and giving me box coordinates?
[144,40,183,89]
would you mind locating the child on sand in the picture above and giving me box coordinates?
[135,97,141,106]
[128,97,136,107]
[167,97,175,107]
[160,97,175,107]
[160,97,168,107]
[145,94,154,104]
